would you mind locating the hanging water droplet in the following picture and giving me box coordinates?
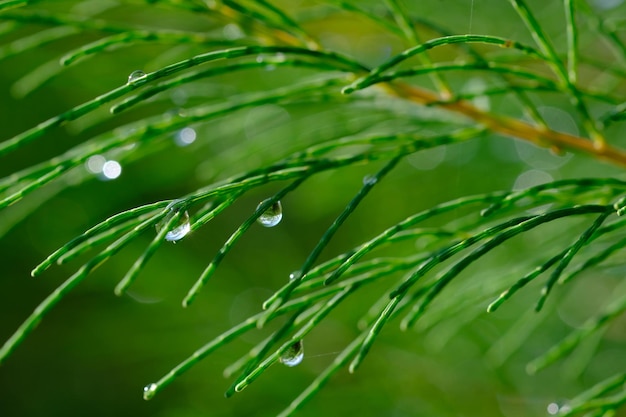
[280,340,304,367]
[289,271,301,281]
[143,383,157,400]
[257,201,282,227]
[127,70,146,83]
[156,202,191,242]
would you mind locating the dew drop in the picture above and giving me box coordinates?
[174,127,196,146]
[289,271,301,281]
[127,70,146,83]
[100,160,122,180]
[156,202,191,242]
[280,340,304,367]
[143,383,157,400]
[546,403,559,415]
[362,175,377,185]
[85,154,106,174]
[547,402,570,415]
[257,201,282,227]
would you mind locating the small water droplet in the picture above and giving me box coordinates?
[257,201,282,227]
[362,175,377,185]
[280,340,304,367]
[156,202,191,242]
[547,402,570,415]
[85,154,106,174]
[289,271,301,281]
[128,70,146,83]
[174,127,196,146]
[255,54,278,71]
[100,160,122,180]
[143,383,157,400]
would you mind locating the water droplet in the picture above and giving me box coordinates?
[127,70,146,83]
[362,175,377,185]
[547,402,570,415]
[100,160,122,180]
[85,154,106,174]
[255,54,277,71]
[143,383,157,400]
[280,340,304,367]
[546,403,559,415]
[257,201,282,227]
[156,202,191,242]
[174,127,196,146]
[289,271,301,281]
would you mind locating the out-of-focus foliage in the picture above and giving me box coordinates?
[1,1,626,416]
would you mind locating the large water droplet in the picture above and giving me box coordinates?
[143,383,157,400]
[289,271,301,281]
[280,340,304,367]
[156,202,191,242]
[257,201,282,227]
[128,70,146,83]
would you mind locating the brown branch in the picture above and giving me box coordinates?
[384,82,626,168]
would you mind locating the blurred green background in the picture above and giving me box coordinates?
[1,1,626,416]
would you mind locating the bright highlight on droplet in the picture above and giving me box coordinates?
[86,155,123,181]
[280,340,304,367]
[289,271,301,281]
[127,70,146,83]
[143,383,157,400]
[101,160,122,180]
[161,211,190,242]
[257,201,282,227]
[165,220,190,241]
[175,127,196,147]
[156,201,191,242]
